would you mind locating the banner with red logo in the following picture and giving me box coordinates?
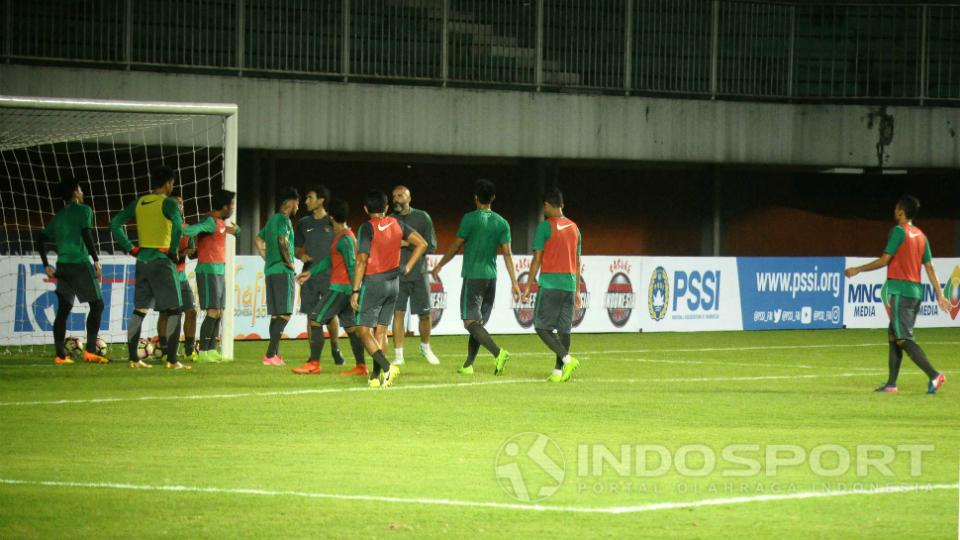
[843,257,960,329]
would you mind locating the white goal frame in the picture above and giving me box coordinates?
[0,95,239,360]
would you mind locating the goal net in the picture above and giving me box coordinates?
[0,96,238,360]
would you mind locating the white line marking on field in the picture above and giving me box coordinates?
[0,379,540,407]
[510,341,960,357]
[585,371,885,384]
[0,478,954,515]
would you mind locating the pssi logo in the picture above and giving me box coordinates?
[605,259,635,327]
[673,270,721,312]
[429,272,447,329]
[14,263,134,332]
[647,266,669,321]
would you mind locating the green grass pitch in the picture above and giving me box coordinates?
[0,328,957,538]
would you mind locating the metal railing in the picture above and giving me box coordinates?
[2,0,958,103]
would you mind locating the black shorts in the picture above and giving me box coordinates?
[356,277,399,328]
[54,262,101,304]
[888,294,920,341]
[312,290,356,328]
[197,272,226,310]
[134,259,182,311]
[396,273,431,316]
[460,279,496,323]
[299,274,331,314]
[266,273,295,315]
[534,288,574,333]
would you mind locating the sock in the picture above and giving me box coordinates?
[464,335,480,368]
[85,299,104,354]
[348,333,366,366]
[309,324,325,361]
[157,313,167,350]
[53,293,72,358]
[535,328,567,358]
[395,347,404,361]
[197,317,213,352]
[558,331,571,370]
[371,349,391,374]
[887,341,903,386]
[330,340,345,364]
[164,312,181,362]
[183,313,196,355]
[207,317,222,350]
[900,340,939,379]
[266,317,287,358]
[466,322,500,358]
[184,336,196,356]
[420,342,431,353]
[127,311,145,361]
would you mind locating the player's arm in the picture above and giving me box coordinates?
[81,207,101,278]
[350,224,372,310]
[182,215,216,237]
[424,213,437,254]
[341,235,358,286]
[255,224,267,258]
[402,223,428,275]
[920,240,952,310]
[298,255,331,284]
[522,250,544,303]
[36,227,56,278]
[431,237,464,279]
[523,221,551,300]
[499,243,521,302]
[574,229,583,310]
[846,227,900,277]
[279,235,294,270]
[109,199,138,255]
[162,197,183,260]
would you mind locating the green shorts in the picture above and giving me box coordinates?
[134,259,182,311]
[312,290,356,328]
[533,288,574,333]
[266,273,295,315]
[197,272,225,310]
[54,262,102,304]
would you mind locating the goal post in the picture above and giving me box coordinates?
[0,95,238,360]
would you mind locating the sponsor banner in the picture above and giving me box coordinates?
[638,257,743,332]
[738,257,845,330]
[843,257,960,329]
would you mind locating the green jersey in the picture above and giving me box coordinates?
[42,203,95,264]
[456,209,511,279]
[258,212,295,275]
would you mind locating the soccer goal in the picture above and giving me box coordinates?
[0,96,238,360]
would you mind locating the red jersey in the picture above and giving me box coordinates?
[357,216,413,277]
[540,217,580,274]
[885,223,929,283]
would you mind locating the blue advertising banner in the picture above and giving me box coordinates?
[737,257,845,330]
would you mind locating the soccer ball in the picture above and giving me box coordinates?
[64,337,85,359]
[95,337,108,356]
[137,338,155,360]
[151,335,164,358]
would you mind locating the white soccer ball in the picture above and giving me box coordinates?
[137,338,155,360]
[64,337,85,359]
[95,337,108,356]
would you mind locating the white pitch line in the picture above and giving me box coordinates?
[0,379,540,407]
[510,341,960,357]
[585,371,886,384]
[0,478,954,515]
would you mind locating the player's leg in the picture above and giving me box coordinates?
[534,289,567,381]
[461,279,501,372]
[128,261,154,368]
[892,296,943,393]
[73,262,109,364]
[197,273,226,361]
[153,259,184,367]
[413,273,440,364]
[157,312,168,354]
[339,299,368,376]
[377,278,400,386]
[327,314,345,365]
[181,280,197,361]
[554,291,578,381]
[392,281,410,364]
[52,292,73,364]
[293,290,339,374]
[264,273,294,365]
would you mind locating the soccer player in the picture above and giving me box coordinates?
[156,195,197,363]
[110,165,186,369]
[293,198,368,376]
[295,185,346,365]
[431,179,520,376]
[38,177,110,365]
[350,190,428,388]
[390,185,441,366]
[256,189,299,366]
[521,188,582,383]
[183,189,238,363]
[845,194,951,394]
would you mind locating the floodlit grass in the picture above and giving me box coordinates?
[1,328,957,538]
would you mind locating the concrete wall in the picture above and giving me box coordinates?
[2,64,959,168]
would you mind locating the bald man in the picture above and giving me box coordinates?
[390,185,440,365]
